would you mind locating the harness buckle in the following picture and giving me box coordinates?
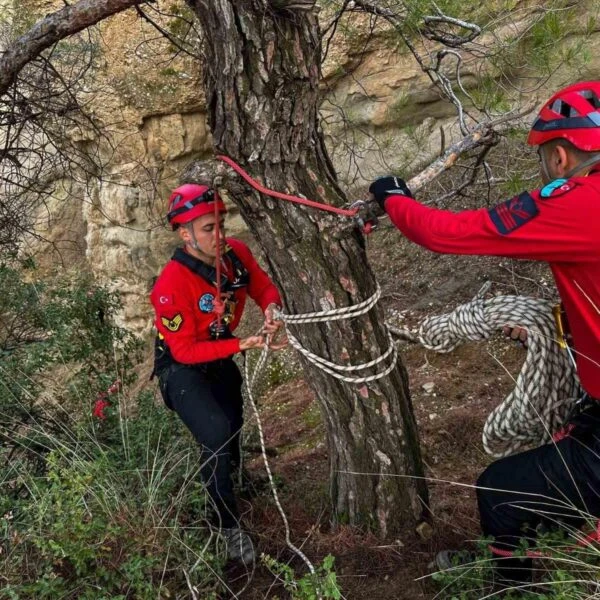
[552,304,568,350]
[209,320,232,340]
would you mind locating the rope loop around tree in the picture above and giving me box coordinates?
[277,281,582,457]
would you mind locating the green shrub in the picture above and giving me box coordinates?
[263,553,342,600]
[0,266,224,598]
[0,266,140,476]
[0,391,223,599]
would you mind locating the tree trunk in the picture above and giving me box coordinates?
[187,0,428,536]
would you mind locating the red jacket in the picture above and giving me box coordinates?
[150,238,281,364]
[384,169,600,398]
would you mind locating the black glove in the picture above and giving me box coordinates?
[368,176,413,210]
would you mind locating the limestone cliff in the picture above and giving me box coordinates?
[8,0,600,333]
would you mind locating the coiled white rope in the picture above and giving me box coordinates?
[274,284,399,383]
[243,279,580,589]
[394,284,582,458]
[274,281,583,456]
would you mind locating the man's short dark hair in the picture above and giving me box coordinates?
[541,138,592,160]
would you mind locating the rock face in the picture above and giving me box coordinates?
[11,0,600,334]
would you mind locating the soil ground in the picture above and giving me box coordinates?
[219,218,554,599]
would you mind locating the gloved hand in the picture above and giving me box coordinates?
[368,176,413,211]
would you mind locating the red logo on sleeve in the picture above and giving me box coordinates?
[488,192,539,234]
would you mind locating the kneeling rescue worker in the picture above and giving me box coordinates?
[150,182,286,565]
[368,81,600,587]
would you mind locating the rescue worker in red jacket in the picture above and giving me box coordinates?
[150,183,285,565]
[369,81,600,585]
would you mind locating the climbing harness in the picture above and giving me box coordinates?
[216,155,378,234]
[171,246,248,340]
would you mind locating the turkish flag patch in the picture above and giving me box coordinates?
[488,192,539,235]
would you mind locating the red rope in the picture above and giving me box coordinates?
[488,523,600,559]
[216,155,359,218]
[213,192,224,322]
[488,544,545,559]
[211,155,367,318]
[552,423,575,442]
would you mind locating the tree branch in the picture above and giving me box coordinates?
[0,0,140,97]
[269,0,317,12]
[349,0,480,134]
[407,104,536,192]
[422,14,481,46]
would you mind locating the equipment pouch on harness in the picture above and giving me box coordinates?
[152,334,176,410]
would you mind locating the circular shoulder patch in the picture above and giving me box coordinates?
[199,293,215,313]
[540,178,577,199]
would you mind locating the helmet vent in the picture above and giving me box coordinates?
[578,89,600,110]
[169,194,182,210]
[550,99,579,118]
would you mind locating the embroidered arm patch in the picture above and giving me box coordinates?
[161,314,183,332]
[488,191,539,235]
[540,178,577,198]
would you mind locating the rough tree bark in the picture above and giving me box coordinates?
[186,0,428,536]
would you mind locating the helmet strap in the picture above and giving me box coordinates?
[185,223,201,252]
[539,150,553,183]
[564,153,600,179]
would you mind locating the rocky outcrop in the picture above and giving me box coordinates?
[15,0,600,334]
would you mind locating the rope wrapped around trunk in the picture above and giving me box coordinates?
[396,285,582,458]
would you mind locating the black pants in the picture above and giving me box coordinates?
[161,359,244,529]
[477,403,600,583]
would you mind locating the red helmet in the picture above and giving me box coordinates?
[166,184,226,230]
[527,81,600,151]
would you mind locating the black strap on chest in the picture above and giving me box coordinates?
[151,247,248,381]
[172,246,249,292]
